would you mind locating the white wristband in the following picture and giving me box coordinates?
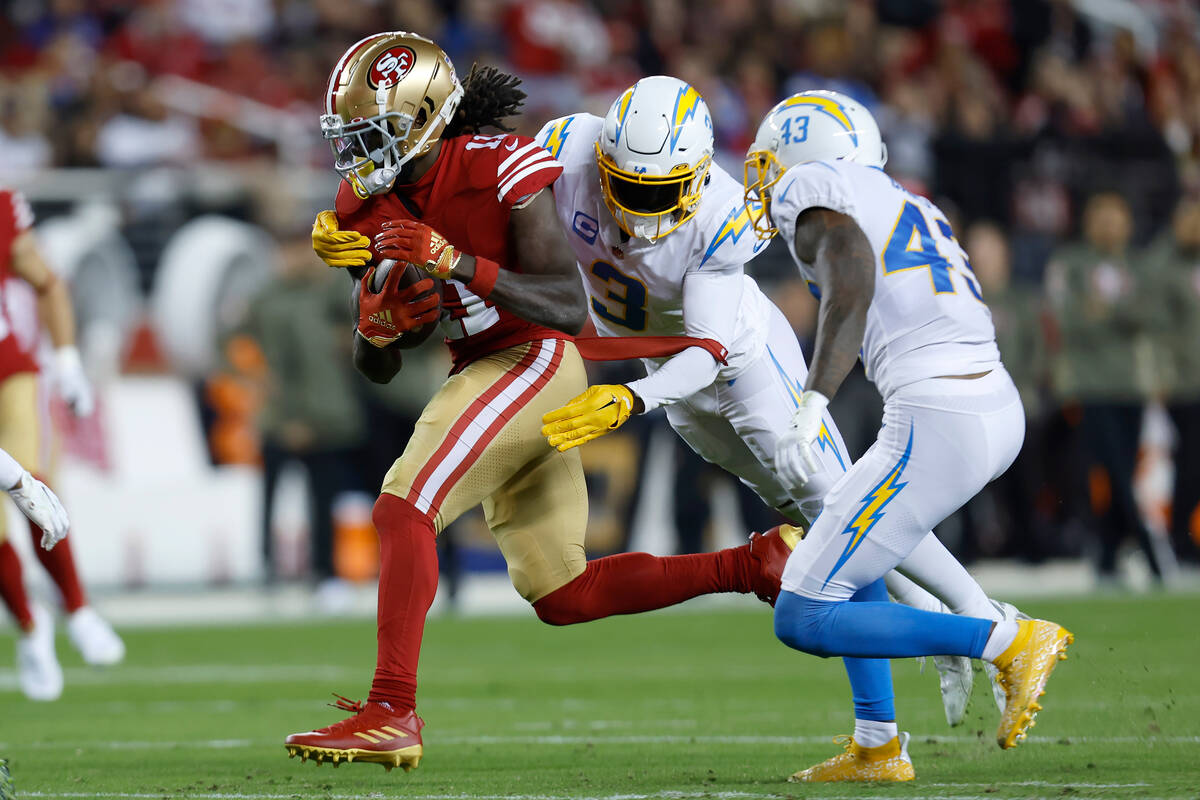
[55,345,83,372]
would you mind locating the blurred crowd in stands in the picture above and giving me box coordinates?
[3,0,1200,584]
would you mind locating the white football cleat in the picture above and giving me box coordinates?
[67,606,125,666]
[934,654,974,726]
[984,600,1028,712]
[17,604,63,701]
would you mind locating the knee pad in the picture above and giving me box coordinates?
[774,590,839,658]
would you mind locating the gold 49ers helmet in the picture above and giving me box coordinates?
[322,32,464,197]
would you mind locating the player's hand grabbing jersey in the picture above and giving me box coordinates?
[769,160,1001,397]
[0,190,40,382]
[335,133,564,371]
[536,114,772,411]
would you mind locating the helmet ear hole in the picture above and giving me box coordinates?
[414,107,429,129]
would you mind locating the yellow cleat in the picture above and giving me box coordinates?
[789,733,915,782]
[991,619,1074,749]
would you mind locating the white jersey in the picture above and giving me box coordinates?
[537,113,772,410]
[770,160,1001,397]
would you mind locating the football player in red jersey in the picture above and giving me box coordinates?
[0,188,125,701]
[284,32,796,771]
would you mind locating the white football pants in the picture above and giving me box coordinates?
[666,300,1011,619]
[781,368,1025,602]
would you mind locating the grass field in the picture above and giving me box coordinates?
[2,591,1198,800]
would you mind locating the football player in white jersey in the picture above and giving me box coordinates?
[745,90,1075,779]
[534,76,1023,768]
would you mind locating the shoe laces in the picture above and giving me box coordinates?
[832,734,854,753]
[330,693,366,715]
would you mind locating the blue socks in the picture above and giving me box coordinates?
[775,588,993,659]
[842,579,895,721]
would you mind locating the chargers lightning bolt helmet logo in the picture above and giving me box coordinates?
[781,94,858,146]
[669,85,704,153]
[612,86,635,147]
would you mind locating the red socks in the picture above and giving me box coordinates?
[533,546,754,625]
[0,539,33,631]
[368,493,439,711]
[27,509,87,613]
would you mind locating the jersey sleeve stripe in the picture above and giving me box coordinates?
[497,141,542,175]
[497,159,562,202]
[498,151,554,191]
[500,149,552,181]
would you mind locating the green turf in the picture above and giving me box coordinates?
[2,592,1198,799]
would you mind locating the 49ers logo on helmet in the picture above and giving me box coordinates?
[368,46,416,88]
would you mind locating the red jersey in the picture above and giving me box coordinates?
[0,189,40,381]
[336,132,567,371]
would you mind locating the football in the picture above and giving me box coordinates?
[369,258,441,349]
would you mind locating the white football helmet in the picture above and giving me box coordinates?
[596,76,714,241]
[744,90,886,238]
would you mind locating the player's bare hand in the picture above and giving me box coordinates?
[775,390,829,487]
[8,472,69,550]
[356,265,440,347]
[312,210,372,269]
[375,220,461,280]
[541,384,635,451]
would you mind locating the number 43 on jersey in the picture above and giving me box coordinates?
[882,200,982,300]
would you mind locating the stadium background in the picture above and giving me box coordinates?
[2,0,1199,619]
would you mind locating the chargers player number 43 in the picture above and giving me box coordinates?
[882,200,983,300]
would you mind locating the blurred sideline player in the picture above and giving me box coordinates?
[285,32,795,772]
[534,78,1021,760]
[745,91,1074,779]
[0,446,68,700]
[0,188,125,702]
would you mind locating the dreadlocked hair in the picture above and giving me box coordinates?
[444,64,526,137]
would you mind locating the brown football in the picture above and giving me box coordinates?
[369,259,441,349]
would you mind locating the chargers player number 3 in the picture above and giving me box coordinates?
[589,260,648,331]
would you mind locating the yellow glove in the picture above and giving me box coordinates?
[312,210,372,268]
[541,384,635,452]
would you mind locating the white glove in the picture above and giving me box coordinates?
[53,346,94,418]
[8,471,70,550]
[776,390,830,487]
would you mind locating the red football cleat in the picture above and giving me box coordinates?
[747,524,804,606]
[284,695,424,771]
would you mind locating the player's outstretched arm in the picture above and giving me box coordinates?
[775,207,874,487]
[793,207,874,401]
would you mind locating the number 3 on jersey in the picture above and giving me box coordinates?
[882,201,982,300]
[589,260,647,331]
